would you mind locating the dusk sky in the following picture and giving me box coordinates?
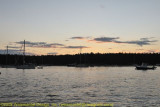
[0,0,160,55]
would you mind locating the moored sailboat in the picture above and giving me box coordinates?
[75,48,89,67]
[16,40,35,69]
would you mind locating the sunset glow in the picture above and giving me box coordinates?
[0,0,160,55]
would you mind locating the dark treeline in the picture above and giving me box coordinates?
[0,53,160,66]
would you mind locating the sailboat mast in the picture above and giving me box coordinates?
[6,45,8,65]
[24,40,25,56]
[7,46,8,55]
[80,48,82,64]
[23,40,25,65]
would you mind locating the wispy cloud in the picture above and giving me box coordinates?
[93,37,119,42]
[92,37,157,46]
[70,36,91,40]
[16,41,46,45]
[8,46,21,49]
[70,36,85,39]
[114,38,157,46]
[63,46,89,49]
[15,41,90,50]
[15,41,64,48]
[0,49,22,54]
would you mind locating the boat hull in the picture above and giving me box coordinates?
[16,65,35,69]
[136,66,157,70]
[76,64,89,67]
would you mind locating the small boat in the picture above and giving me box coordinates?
[17,64,35,69]
[76,64,89,67]
[136,63,157,70]
[37,66,43,69]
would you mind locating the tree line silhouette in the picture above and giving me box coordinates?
[0,53,160,66]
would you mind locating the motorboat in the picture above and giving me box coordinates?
[37,66,43,69]
[136,63,156,70]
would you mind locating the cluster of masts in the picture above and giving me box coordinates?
[2,40,43,69]
[1,40,159,70]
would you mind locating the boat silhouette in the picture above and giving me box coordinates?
[136,63,156,70]
[16,40,35,69]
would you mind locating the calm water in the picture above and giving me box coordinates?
[0,66,160,106]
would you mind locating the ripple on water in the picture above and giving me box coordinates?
[49,98,62,102]
[71,85,81,89]
[46,94,63,103]
[83,92,97,97]
[0,66,160,106]
[46,94,59,97]
[0,82,6,86]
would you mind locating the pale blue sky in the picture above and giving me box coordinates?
[0,0,160,55]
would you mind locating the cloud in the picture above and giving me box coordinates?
[114,38,157,46]
[0,49,35,55]
[50,43,64,46]
[70,36,92,41]
[36,43,64,48]
[92,37,157,46]
[0,49,22,54]
[16,41,46,46]
[93,37,119,42]
[70,36,86,40]
[63,46,89,49]
[15,41,64,48]
[8,46,21,49]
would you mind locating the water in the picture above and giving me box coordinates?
[0,66,160,106]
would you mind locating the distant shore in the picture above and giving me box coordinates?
[0,53,160,66]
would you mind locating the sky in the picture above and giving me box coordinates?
[0,0,160,55]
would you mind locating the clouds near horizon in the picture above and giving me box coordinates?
[15,40,89,50]
[71,36,158,46]
[1,36,158,55]
[63,46,89,49]
[0,49,34,55]
[15,41,64,48]
[114,38,157,46]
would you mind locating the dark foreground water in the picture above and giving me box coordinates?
[0,66,160,106]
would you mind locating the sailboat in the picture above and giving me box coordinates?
[16,40,35,69]
[1,46,9,68]
[76,48,89,67]
[37,55,43,69]
[1,46,16,68]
